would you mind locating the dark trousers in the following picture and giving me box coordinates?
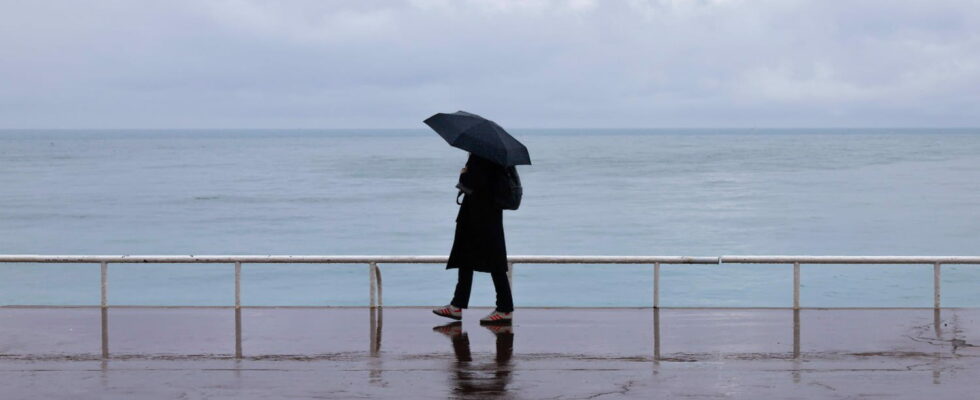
[451,268,514,313]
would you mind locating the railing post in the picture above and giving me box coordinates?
[101,261,109,359]
[369,307,380,356]
[234,262,241,309]
[374,263,383,309]
[101,307,109,359]
[793,309,800,359]
[793,262,800,310]
[100,262,108,308]
[934,263,941,309]
[653,262,660,309]
[369,262,378,309]
[235,308,242,359]
[653,308,661,362]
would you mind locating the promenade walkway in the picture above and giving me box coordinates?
[1,307,978,399]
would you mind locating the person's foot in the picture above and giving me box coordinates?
[479,310,513,325]
[432,304,462,320]
[432,321,464,337]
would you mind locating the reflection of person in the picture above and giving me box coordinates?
[432,322,514,397]
[433,153,514,324]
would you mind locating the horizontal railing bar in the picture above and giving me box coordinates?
[0,255,721,264]
[1,255,979,264]
[721,256,980,264]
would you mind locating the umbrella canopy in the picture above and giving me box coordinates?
[424,111,531,166]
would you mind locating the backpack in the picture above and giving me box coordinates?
[493,166,523,210]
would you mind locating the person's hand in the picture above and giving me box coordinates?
[460,166,468,174]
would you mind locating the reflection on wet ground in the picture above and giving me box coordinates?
[433,321,514,397]
[1,307,979,399]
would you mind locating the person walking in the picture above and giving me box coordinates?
[423,110,529,325]
[433,154,514,324]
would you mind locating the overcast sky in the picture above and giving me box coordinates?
[1,0,979,128]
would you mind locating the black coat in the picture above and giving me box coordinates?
[446,155,508,273]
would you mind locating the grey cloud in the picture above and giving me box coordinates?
[1,0,978,128]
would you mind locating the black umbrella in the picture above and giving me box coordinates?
[424,111,531,166]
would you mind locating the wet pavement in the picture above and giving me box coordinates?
[1,307,979,399]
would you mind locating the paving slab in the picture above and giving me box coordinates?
[1,307,979,399]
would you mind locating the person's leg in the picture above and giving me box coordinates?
[490,270,514,313]
[451,268,474,309]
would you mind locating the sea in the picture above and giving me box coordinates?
[2,129,979,308]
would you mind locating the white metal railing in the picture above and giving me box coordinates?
[2,255,980,310]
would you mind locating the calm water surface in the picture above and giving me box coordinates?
[1,129,979,307]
